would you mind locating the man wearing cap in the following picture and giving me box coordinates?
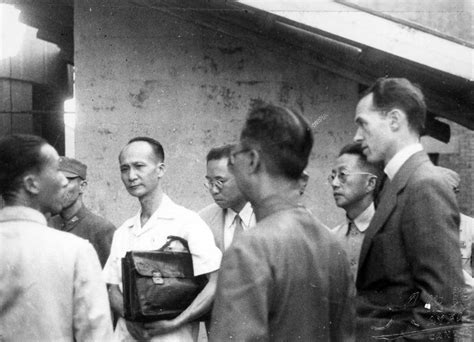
[49,156,116,267]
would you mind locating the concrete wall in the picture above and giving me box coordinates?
[75,0,360,228]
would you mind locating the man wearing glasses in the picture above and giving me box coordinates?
[329,142,382,282]
[210,104,354,341]
[199,144,255,252]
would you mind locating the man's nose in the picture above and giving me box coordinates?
[128,168,138,181]
[353,127,363,143]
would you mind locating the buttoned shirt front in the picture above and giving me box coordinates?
[223,202,255,250]
[384,143,423,180]
[103,194,222,342]
[332,203,375,281]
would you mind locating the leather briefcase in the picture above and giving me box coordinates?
[122,235,208,322]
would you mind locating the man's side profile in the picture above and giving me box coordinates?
[0,134,113,341]
[210,104,354,341]
[103,136,222,341]
[49,156,116,267]
[353,78,465,340]
[199,144,255,252]
[329,142,382,282]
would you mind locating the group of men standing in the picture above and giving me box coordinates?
[0,77,472,341]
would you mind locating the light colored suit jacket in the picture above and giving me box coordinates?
[356,152,465,340]
[0,206,113,341]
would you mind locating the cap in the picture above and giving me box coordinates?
[436,166,460,192]
[59,157,87,180]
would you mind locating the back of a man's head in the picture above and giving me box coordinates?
[366,77,426,136]
[0,134,47,202]
[241,104,313,180]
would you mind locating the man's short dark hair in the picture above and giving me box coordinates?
[0,134,48,200]
[241,104,313,180]
[339,142,384,197]
[206,144,235,162]
[365,77,426,135]
[126,136,165,162]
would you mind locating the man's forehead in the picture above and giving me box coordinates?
[335,153,362,169]
[120,141,157,161]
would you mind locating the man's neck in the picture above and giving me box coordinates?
[384,133,420,166]
[344,196,373,221]
[60,198,83,220]
[230,200,247,214]
[139,187,164,226]
[250,177,301,222]
[4,193,44,214]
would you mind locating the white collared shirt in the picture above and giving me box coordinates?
[384,143,423,180]
[102,194,222,342]
[223,202,255,250]
[331,203,375,281]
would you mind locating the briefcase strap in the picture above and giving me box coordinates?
[158,236,190,253]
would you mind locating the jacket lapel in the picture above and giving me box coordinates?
[358,152,430,272]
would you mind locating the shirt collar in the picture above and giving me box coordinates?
[347,202,375,233]
[224,202,254,230]
[0,206,47,225]
[384,143,423,180]
[126,194,178,232]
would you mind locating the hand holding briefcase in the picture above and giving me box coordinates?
[122,235,208,322]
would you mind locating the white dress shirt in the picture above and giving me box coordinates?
[331,203,375,281]
[223,202,255,250]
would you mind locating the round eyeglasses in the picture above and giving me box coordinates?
[204,179,226,191]
[328,170,377,184]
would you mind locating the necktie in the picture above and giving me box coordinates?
[233,214,244,238]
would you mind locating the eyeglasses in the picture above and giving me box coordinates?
[229,147,251,166]
[204,179,227,191]
[328,170,377,184]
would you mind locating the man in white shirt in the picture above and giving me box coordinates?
[0,134,113,341]
[353,78,465,341]
[329,142,382,282]
[199,144,256,252]
[103,137,222,341]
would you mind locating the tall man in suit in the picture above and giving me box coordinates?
[199,144,256,252]
[353,78,465,341]
[210,104,354,341]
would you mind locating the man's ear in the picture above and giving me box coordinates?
[79,180,88,194]
[247,149,261,174]
[387,109,403,131]
[366,175,377,194]
[157,162,166,178]
[23,174,40,195]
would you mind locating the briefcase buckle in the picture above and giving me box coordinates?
[152,271,164,285]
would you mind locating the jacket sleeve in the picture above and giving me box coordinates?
[210,236,272,341]
[73,241,114,341]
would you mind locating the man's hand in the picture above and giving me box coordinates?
[143,319,179,336]
[125,319,178,340]
[125,321,148,340]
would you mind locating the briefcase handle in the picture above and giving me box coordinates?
[158,236,190,253]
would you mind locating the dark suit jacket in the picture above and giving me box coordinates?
[198,203,226,252]
[210,203,355,341]
[356,151,465,341]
